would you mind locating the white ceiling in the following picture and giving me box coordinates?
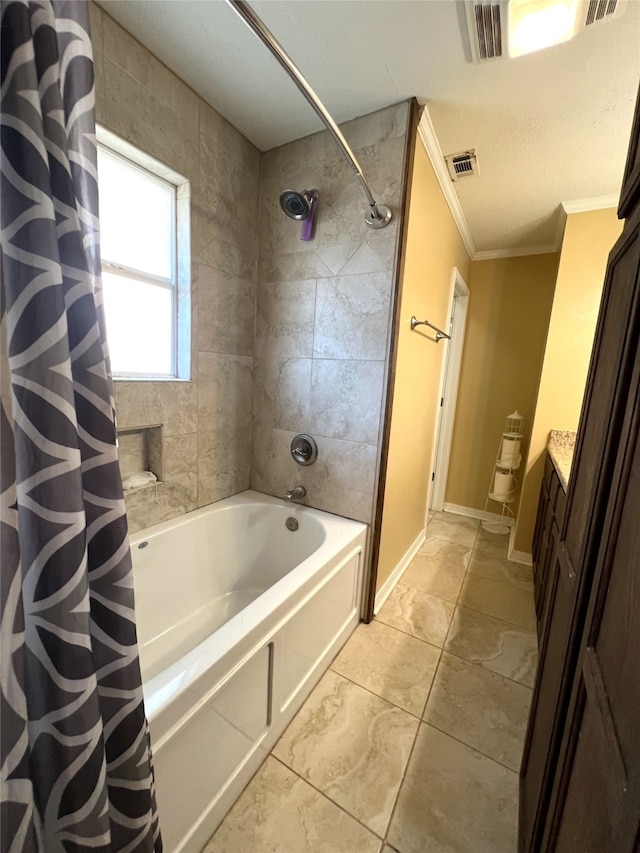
[99,0,640,254]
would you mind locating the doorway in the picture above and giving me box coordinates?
[429,268,470,512]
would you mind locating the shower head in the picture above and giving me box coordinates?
[279,189,314,221]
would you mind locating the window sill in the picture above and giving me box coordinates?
[113,376,192,383]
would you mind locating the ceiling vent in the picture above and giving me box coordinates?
[465,1,508,62]
[583,0,626,27]
[465,0,626,62]
[445,150,480,181]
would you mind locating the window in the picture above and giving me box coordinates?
[96,133,190,379]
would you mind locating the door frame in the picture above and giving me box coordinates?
[429,267,470,512]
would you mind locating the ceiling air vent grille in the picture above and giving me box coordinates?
[465,1,505,62]
[585,0,621,26]
[445,150,480,181]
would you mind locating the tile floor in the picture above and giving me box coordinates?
[203,511,538,853]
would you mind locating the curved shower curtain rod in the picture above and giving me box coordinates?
[224,0,393,229]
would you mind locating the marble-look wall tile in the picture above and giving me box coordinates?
[302,435,378,522]
[198,426,252,507]
[316,242,389,277]
[117,430,146,480]
[252,101,410,528]
[102,60,199,181]
[114,381,198,437]
[199,102,260,177]
[199,134,259,246]
[253,358,312,431]
[261,131,324,183]
[317,138,405,251]
[367,234,398,270]
[314,273,392,360]
[124,433,198,533]
[89,3,105,119]
[198,352,253,432]
[251,426,303,503]
[251,427,377,523]
[324,102,410,161]
[197,265,255,356]
[309,359,384,445]
[192,219,258,281]
[193,188,259,261]
[255,279,317,359]
[163,433,198,500]
[102,14,199,127]
[259,249,332,284]
[98,6,260,531]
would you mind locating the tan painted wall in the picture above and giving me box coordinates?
[445,254,558,515]
[376,138,470,593]
[514,208,623,553]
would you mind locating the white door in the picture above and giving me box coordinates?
[429,268,469,512]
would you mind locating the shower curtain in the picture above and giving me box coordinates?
[1,2,162,850]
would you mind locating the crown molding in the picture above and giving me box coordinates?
[473,244,559,261]
[417,107,476,260]
[561,194,619,214]
[416,109,617,264]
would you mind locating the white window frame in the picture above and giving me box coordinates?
[96,126,191,381]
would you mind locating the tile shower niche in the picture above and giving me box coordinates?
[117,425,164,490]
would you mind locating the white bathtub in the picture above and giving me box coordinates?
[130,490,367,853]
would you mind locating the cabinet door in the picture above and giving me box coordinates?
[520,108,640,852]
[532,482,547,569]
[532,483,550,621]
[553,360,640,852]
[542,205,640,851]
[519,531,578,853]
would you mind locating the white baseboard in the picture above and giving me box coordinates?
[374,529,426,615]
[508,527,533,565]
[442,502,514,526]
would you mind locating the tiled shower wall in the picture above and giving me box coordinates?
[92,3,410,531]
[252,103,410,522]
[91,4,260,533]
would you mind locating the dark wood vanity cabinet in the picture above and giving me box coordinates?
[531,455,565,639]
[519,83,640,853]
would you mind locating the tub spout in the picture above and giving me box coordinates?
[284,485,306,504]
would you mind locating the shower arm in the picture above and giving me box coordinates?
[225,0,392,229]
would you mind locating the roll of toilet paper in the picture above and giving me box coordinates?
[500,436,521,466]
[493,470,512,500]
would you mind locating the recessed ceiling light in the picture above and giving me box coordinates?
[508,0,580,57]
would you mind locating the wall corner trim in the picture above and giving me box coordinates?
[508,527,533,565]
[473,244,559,261]
[373,529,426,615]
[417,107,476,260]
[561,194,619,215]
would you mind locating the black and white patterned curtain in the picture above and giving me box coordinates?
[1,2,162,850]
